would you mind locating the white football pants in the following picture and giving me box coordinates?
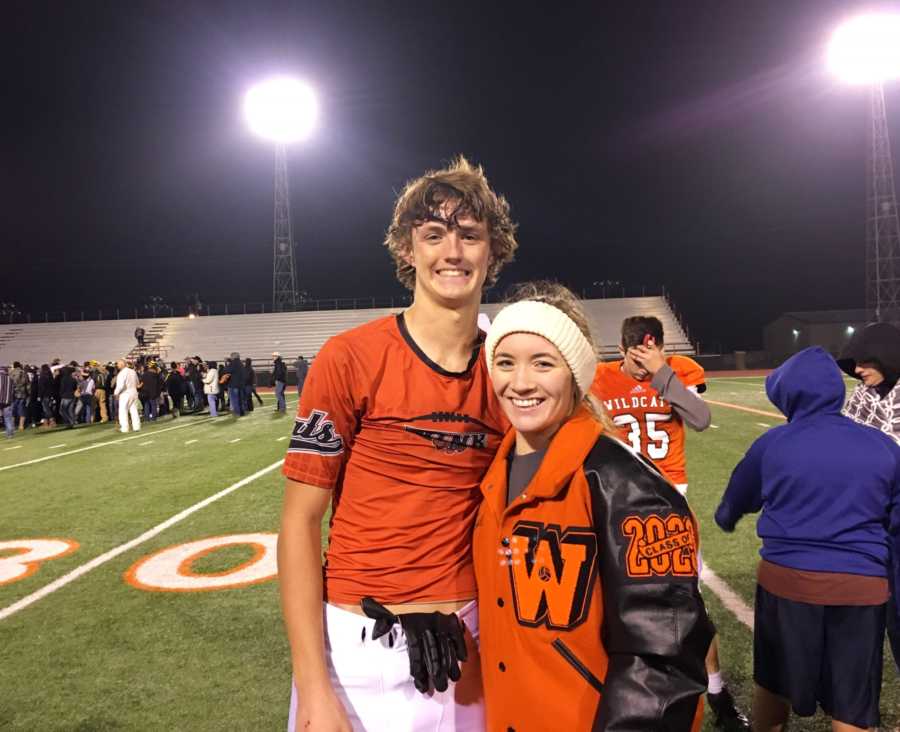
[118,390,140,432]
[288,601,483,732]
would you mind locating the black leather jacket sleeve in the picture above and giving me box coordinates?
[586,436,714,731]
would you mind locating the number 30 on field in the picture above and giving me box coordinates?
[0,535,278,592]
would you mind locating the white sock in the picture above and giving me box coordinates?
[707,671,724,695]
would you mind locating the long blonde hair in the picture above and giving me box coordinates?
[502,280,616,433]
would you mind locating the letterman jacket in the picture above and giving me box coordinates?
[473,408,713,732]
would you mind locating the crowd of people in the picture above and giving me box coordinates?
[0,352,310,437]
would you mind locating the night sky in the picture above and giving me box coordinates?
[5,0,898,350]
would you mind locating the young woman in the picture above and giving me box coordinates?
[474,282,712,732]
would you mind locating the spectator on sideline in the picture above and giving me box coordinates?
[134,326,145,348]
[27,365,41,428]
[294,354,308,396]
[141,361,162,421]
[244,358,263,412]
[10,361,28,431]
[0,365,14,438]
[202,360,219,416]
[38,364,55,428]
[224,352,245,417]
[191,356,205,411]
[76,367,95,424]
[715,347,900,732]
[114,358,140,433]
[272,352,287,413]
[58,361,77,428]
[166,362,185,418]
[838,321,900,674]
[91,361,109,423]
[839,322,900,444]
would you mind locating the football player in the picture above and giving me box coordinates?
[278,157,517,732]
[591,315,750,731]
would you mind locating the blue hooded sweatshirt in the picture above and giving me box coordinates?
[715,347,900,585]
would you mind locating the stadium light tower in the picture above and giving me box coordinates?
[244,77,318,312]
[829,14,900,323]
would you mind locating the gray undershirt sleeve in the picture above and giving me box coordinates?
[650,363,711,431]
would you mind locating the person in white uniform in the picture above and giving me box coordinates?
[114,359,141,433]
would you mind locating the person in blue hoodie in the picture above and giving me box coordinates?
[715,347,900,732]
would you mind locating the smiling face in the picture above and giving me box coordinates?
[855,361,885,387]
[491,332,577,454]
[406,202,491,308]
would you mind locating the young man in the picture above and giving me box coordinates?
[591,315,750,731]
[278,157,517,732]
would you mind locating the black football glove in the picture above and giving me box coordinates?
[360,597,468,693]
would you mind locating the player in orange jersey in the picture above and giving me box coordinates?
[591,315,751,732]
[278,157,517,732]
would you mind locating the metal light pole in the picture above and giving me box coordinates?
[272,144,298,311]
[866,85,900,322]
[244,77,318,312]
[829,14,900,324]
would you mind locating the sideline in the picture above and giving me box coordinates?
[0,416,217,473]
[0,459,284,621]
[0,396,298,474]
[700,566,754,630]
[705,399,785,421]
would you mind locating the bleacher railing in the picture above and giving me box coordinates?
[0,285,674,324]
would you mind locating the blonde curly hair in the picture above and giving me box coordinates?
[384,156,518,290]
[503,280,616,432]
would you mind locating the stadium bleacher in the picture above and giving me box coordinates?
[0,296,693,368]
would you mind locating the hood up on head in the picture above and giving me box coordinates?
[766,346,845,421]
[837,322,900,383]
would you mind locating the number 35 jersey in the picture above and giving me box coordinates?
[590,356,706,485]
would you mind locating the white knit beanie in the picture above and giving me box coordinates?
[484,300,597,394]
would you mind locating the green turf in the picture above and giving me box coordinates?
[0,384,898,730]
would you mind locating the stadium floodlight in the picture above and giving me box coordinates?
[827,14,900,85]
[244,76,318,311]
[244,77,318,143]
[829,15,900,324]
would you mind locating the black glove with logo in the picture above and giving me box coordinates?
[360,596,468,693]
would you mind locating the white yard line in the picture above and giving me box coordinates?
[709,424,719,429]
[0,459,285,622]
[139,441,154,446]
[0,416,216,473]
[184,439,198,445]
[4,445,22,451]
[706,399,785,421]
[277,436,288,441]
[700,566,754,630]
[756,423,771,428]
[229,438,241,444]
[48,444,66,449]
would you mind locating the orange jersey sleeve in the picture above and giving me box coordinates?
[669,355,706,393]
[282,335,360,489]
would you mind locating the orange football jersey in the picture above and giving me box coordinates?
[590,356,706,484]
[282,314,507,605]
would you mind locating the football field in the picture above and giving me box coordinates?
[1,382,898,731]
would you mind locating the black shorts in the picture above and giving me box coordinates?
[753,584,885,729]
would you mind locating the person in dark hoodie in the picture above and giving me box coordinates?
[715,347,900,732]
[839,322,900,445]
[272,352,287,413]
[224,352,245,416]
